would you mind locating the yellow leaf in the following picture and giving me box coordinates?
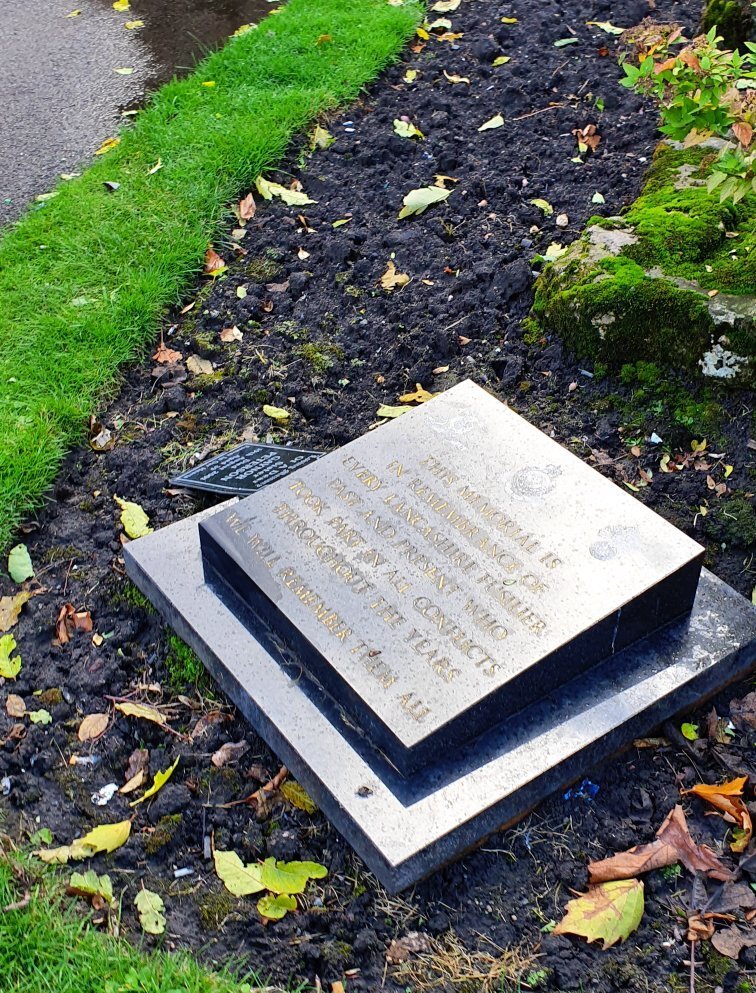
[114,700,168,728]
[443,70,471,84]
[67,9,82,16]
[94,136,120,155]
[260,857,327,895]
[120,769,146,794]
[431,0,460,9]
[501,16,518,23]
[399,384,434,403]
[78,712,109,741]
[263,404,291,423]
[280,780,318,814]
[493,55,511,66]
[416,26,430,39]
[310,125,334,150]
[201,80,216,87]
[554,879,644,949]
[404,69,418,82]
[376,404,410,419]
[0,634,21,679]
[724,464,734,478]
[214,849,266,896]
[398,185,451,219]
[114,496,153,538]
[130,757,179,807]
[478,114,504,131]
[124,19,143,28]
[255,175,316,206]
[380,260,411,291]
[257,892,297,920]
[112,0,129,9]
[38,820,131,864]
[0,591,32,633]
[393,118,425,140]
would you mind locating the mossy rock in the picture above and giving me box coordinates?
[531,143,756,385]
[701,0,754,50]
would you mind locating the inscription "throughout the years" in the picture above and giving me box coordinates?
[225,447,564,726]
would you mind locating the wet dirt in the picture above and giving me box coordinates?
[1,0,756,990]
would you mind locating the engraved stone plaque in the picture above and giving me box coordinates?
[170,442,321,496]
[198,381,704,775]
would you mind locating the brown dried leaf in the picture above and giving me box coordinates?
[711,925,756,959]
[220,326,243,343]
[682,777,752,852]
[124,747,149,782]
[238,192,256,221]
[588,805,734,883]
[5,695,26,718]
[211,740,250,768]
[203,246,226,275]
[78,713,109,742]
[152,341,182,364]
[687,913,715,942]
[386,931,433,963]
[730,691,756,731]
[55,604,93,645]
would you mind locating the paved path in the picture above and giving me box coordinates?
[0,0,274,225]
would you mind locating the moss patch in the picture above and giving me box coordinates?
[701,0,754,49]
[144,814,182,855]
[164,633,209,691]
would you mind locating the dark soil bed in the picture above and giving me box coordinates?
[2,0,755,990]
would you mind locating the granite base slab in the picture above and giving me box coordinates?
[124,504,756,893]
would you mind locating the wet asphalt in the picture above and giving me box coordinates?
[0,0,277,225]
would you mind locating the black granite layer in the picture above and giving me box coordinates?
[199,508,703,776]
[124,506,756,892]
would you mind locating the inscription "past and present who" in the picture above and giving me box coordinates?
[225,447,564,726]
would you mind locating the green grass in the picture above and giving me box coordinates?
[165,631,209,690]
[0,0,422,552]
[0,857,307,993]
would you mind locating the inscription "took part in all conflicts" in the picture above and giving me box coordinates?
[224,447,563,728]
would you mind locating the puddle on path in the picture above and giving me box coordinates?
[0,0,278,224]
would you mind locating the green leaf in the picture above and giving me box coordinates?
[134,888,166,934]
[554,37,579,46]
[114,496,152,538]
[257,893,297,920]
[0,634,21,679]
[554,879,644,949]
[259,857,328,895]
[37,820,131,864]
[28,708,52,725]
[8,544,34,583]
[530,198,554,216]
[478,113,504,131]
[398,185,451,219]
[681,722,699,741]
[263,404,291,423]
[69,870,114,904]
[130,756,179,807]
[592,192,606,204]
[492,56,511,66]
[543,242,568,262]
[214,850,265,896]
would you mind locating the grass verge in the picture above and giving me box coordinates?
[0,856,305,993]
[0,0,421,552]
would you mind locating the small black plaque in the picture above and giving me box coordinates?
[170,443,321,496]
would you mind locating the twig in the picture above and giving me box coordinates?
[690,939,696,993]
[512,104,566,121]
[3,891,30,912]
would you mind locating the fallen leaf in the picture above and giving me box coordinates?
[544,241,568,261]
[255,175,316,206]
[0,592,32,633]
[78,713,109,742]
[212,741,250,767]
[554,879,644,949]
[681,722,699,741]
[214,849,265,896]
[37,820,131,864]
[8,545,34,583]
[403,69,418,83]
[260,857,327,894]
[55,603,94,644]
[731,692,756,731]
[377,404,410,419]
[67,9,82,15]
[130,757,179,807]
[393,118,425,139]
[29,709,52,725]
[554,37,579,46]
[428,17,453,30]
[297,247,310,260]
[0,635,21,679]
[238,192,256,221]
[478,114,504,131]
[257,892,297,920]
[114,496,153,538]
[492,55,511,66]
[733,122,753,148]
[94,136,120,156]
[153,339,182,364]
[431,0,460,9]
[712,925,756,958]
[135,888,166,934]
[530,198,553,216]
[380,260,411,291]
[501,16,518,23]
[683,778,752,852]
[310,125,334,150]
[113,67,134,75]
[399,384,434,403]
[386,932,433,963]
[443,70,470,84]
[120,770,145,794]
[592,191,606,204]
[572,123,601,153]
[203,247,226,276]
[112,0,129,9]
[68,870,113,905]
[280,780,317,813]
[586,20,625,34]
[124,19,143,28]
[220,326,243,343]
[114,700,169,729]
[263,404,290,423]
[398,185,451,219]
[588,805,734,883]
[6,695,25,718]
[236,285,248,299]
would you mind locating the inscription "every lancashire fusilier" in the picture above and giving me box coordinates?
[224,445,563,728]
